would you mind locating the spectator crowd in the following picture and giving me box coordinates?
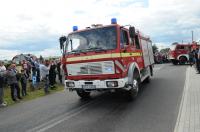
[188,48,200,73]
[0,57,63,108]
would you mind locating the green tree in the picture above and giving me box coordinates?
[39,55,44,62]
[152,44,158,54]
[160,48,170,54]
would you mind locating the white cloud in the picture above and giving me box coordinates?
[0,0,200,60]
[31,48,61,58]
[0,50,20,60]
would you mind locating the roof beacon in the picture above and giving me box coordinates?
[111,18,117,24]
[73,26,78,31]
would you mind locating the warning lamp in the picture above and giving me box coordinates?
[111,18,117,24]
[73,26,78,31]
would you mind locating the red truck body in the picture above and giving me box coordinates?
[60,20,154,99]
[169,42,199,65]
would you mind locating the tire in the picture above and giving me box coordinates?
[145,66,152,83]
[127,78,139,101]
[144,76,150,83]
[171,60,178,65]
[179,56,187,65]
[76,89,91,99]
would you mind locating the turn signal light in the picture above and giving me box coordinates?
[66,82,75,87]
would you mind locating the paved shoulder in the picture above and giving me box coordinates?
[174,67,200,132]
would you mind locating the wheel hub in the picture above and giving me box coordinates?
[132,79,138,92]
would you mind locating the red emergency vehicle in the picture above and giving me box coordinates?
[169,42,199,65]
[59,18,154,100]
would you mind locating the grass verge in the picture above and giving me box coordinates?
[4,82,64,106]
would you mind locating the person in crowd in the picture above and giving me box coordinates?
[16,62,22,81]
[40,60,50,94]
[30,57,37,90]
[22,60,30,79]
[35,59,40,83]
[20,69,28,96]
[6,63,22,101]
[27,61,32,81]
[198,48,200,73]
[0,61,7,107]
[57,60,62,84]
[49,60,57,88]
[188,49,195,67]
[195,48,200,73]
[26,57,39,90]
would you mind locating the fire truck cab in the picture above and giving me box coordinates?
[59,18,154,100]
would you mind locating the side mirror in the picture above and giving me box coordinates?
[129,26,135,38]
[59,36,66,50]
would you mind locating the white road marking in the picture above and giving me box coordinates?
[27,100,98,132]
[173,67,189,132]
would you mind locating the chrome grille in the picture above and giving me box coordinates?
[67,61,114,76]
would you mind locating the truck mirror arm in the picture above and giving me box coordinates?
[59,36,67,56]
[59,36,67,50]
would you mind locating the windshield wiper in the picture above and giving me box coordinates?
[85,47,107,52]
[69,49,87,54]
[68,47,107,55]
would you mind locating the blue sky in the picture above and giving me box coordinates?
[0,0,200,60]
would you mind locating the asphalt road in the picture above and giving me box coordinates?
[0,64,187,132]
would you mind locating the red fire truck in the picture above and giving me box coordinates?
[169,42,199,65]
[59,18,154,100]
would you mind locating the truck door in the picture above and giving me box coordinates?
[120,29,145,69]
[134,34,144,68]
[120,28,135,69]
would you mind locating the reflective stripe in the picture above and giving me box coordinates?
[66,52,142,62]
[67,54,113,62]
[121,52,142,57]
[115,60,125,72]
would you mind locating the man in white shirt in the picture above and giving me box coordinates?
[40,60,50,94]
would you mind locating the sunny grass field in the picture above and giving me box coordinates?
[4,82,64,106]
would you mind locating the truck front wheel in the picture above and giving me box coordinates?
[76,89,91,99]
[171,60,178,65]
[179,56,187,65]
[127,78,139,100]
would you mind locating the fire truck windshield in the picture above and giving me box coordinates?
[66,26,117,53]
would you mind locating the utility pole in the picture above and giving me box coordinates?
[192,30,194,42]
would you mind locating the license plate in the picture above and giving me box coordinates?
[82,85,96,89]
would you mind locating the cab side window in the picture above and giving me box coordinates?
[177,46,184,50]
[184,46,190,50]
[120,29,129,48]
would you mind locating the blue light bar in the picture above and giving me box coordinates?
[73,26,78,31]
[111,18,117,24]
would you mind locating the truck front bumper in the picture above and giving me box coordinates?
[65,77,128,90]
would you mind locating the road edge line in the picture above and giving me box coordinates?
[173,67,190,132]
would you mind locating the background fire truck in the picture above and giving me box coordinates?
[59,18,154,100]
[169,42,199,65]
